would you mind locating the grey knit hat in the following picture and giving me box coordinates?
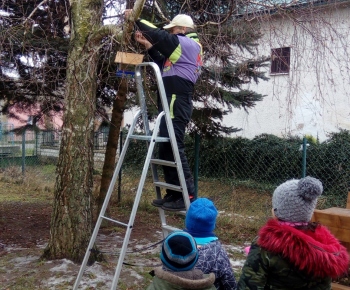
[272,176,323,222]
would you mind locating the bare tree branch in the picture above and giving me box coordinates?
[22,0,49,25]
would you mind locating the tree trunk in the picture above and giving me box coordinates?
[96,0,145,213]
[96,79,127,216]
[42,0,103,262]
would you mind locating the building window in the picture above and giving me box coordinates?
[270,47,290,74]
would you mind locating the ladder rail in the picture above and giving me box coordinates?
[135,63,190,237]
[111,111,165,289]
[135,67,151,136]
[135,63,190,209]
[134,65,161,200]
[73,110,142,290]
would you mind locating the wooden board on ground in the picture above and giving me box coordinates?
[347,192,350,209]
[332,283,350,290]
[312,207,350,252]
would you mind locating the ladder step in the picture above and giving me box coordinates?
[101,216,128,227]
[162,224,181,233]
[129,135,170,142]
[163,210,187,215]
[150,159,177,167]
[154,181,183,192]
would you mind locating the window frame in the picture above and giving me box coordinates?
[270,47,291,75]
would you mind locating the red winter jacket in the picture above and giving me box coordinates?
[258,219,349,278]
[238,219,349,290]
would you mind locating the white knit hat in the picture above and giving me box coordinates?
[163,14,194,29]
[272,176,323,222]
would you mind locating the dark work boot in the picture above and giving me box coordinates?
[152,193,177,207]
[161,196,195,212]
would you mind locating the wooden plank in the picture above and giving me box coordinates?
[312,209,350,230]
[341,241,350,252]
[312,209,350,252]
[114,52,144,65]
[319,226,350,243]
[331,283,350,290]
[347,192,350,209]
[320,207,350,216]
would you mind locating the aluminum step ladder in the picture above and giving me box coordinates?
[73,62,191,290]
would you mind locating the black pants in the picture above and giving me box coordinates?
[158,93,194,197]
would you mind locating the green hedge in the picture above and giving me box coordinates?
[123,130,350,207]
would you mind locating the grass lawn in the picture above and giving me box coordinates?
[1,165,348,288]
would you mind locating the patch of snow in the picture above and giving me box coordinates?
[219,210,257,220]
[45,261,114,289]
[10,255,38,266]
[0,10,11,16]
[37,242,48,249]
[231,259,246,267]
[1,68,20,79]
[1,232,249,289]
[127,268,145,280]
[224,244,245,252]
[46,274,75,288]
[50,259,74,272]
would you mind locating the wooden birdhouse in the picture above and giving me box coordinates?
[115,52,144,78]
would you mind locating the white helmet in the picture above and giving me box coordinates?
[163,14,195,29]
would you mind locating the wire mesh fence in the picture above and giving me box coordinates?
[117,129,350,209]
[193,131,350,208]
[0,126,109,171]
[1,124,349,210]
[97,128,350,243]
[0,125,41,169]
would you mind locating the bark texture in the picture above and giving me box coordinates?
[96,79,127,215]
[42,0,103,262]
[97,1,145,213]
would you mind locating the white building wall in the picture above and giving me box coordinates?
[121,4,350,141]
[226,4,350,141]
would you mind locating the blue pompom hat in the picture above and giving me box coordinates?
[185,198,218,237]
[160,231,198,272]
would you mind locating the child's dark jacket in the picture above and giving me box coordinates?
[195,240,237,289]
[238,219,349,290]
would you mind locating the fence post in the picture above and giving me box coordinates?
[302,136,307,178]
[118,130,123,202]
[194,133,200,199]
[21,128,26,175]
[35,130,38,156]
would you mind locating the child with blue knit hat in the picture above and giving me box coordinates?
[147,231,216,290]
[185,198,237,290]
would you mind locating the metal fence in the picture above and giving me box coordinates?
[118,129,350,208]
[0,125,110,171]
[1,123,349,208]
[0,127,53,171]
[191,132,350,207]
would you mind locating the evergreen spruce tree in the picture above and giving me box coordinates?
[1,0,269,263]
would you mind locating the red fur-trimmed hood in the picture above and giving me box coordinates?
[258,219,349,278]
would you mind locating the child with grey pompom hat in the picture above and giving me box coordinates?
[238,176,349,290]
[272,176,323,223]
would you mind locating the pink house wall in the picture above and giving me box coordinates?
[7,105,63,130]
